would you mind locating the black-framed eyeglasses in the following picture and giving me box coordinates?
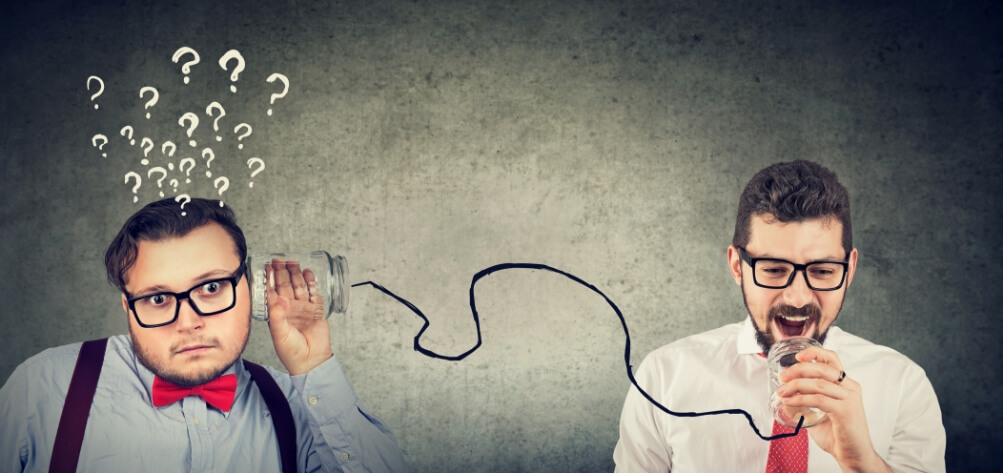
[125,266,245,328]
[736,246,848,291]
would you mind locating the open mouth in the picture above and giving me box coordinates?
[774,314,813,338]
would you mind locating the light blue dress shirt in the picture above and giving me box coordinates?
[0,334,409,472]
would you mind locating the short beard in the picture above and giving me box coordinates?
[740,275,839,354]
[130,325,250,387]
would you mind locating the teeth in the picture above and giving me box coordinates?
[780,315,809,322]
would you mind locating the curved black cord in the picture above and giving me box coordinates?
[352,262,804,441]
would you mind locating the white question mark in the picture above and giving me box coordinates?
[86,76,104,110]
[206,102,226,141]
[265,73,289,116]
[169,178,179,192]
[202,148,215,177]
[91,134,108,158]
[124,171,142,203]
[218,50,245,93]
[147,167,168,198]
[178,113,199,147]
[233,123,252,149]
[246,157,265,188]
[162,141,177,158]
[139,86,159,119]
[175,193,191,216]
[214,176,230,206]
[140,137,154,161]
[179,157,196,183]
[171,47,201,85]
[120,126,135,146]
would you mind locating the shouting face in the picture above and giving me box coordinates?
[728,214,857,353]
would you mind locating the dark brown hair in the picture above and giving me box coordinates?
[732,160,852,256]
[104,197,247,294]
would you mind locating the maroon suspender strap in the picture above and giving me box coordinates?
[244,360,298,473]
[49,337,108,473]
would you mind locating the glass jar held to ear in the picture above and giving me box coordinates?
[246,251,349,321]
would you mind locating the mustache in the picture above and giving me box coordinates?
[770,304,821,320]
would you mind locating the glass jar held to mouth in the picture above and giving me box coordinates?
[246,251,349,321]
[768,336,827,428]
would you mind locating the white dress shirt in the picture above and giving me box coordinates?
[613,319,945,472]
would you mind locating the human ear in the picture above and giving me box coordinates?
[844,248,859,288]
[727,246,742,286]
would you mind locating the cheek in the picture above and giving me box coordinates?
[132,329,170,358]
[234,286,251,316]
[219,305,251,347]
[818,293,844,319]
[743,282,776,312]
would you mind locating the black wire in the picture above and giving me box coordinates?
[352,262,804,441]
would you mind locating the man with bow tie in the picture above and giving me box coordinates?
[0,197,409,472]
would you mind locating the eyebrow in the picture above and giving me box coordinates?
[130,269,234,296]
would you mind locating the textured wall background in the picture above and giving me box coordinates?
[1,0,1000,471]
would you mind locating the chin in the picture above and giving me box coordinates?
[128,328,250,387]
[136,347,239,387]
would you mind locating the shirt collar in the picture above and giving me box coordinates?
[737,317,763,356]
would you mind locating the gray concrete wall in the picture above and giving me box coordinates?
[1,0,999,471]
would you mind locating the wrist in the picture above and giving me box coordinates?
[840,449,891,473]
[286,352,333,376]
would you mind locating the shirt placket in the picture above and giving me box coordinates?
[181,396,213,472]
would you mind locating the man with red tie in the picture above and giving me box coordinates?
[612,161,945,472]
[0,197,408,472]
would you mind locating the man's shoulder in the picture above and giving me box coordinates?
[1,340,85,405]
[828,327,928,373]
[8,335,131,385]
[656,321,743,352]
[16,340,85,374]
[241,358,299,399]
[639,322,744,368]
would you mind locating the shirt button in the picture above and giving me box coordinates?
[340,452,349,461]
[308,396,318,405]
[193,418,200,425]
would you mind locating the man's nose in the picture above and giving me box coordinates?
[781,269,815,308]
[173,298,205,331]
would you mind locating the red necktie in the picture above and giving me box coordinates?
[765,419,808,473]
[152,374,238,412]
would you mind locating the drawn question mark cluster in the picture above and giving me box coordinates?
[87,45,288,208]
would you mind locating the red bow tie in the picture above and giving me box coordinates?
[152,374,237,412]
